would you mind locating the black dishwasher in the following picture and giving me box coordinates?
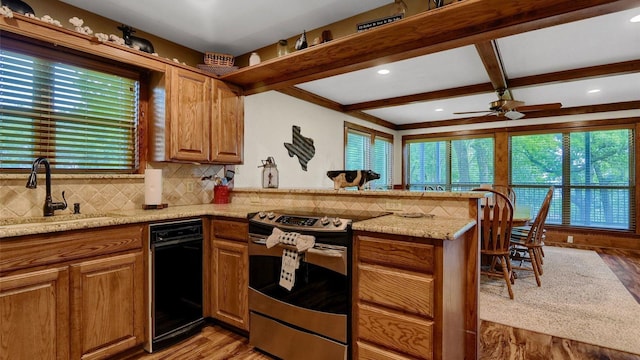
[147,218,205,352]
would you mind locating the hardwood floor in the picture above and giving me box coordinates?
[124,326,273,360]
[123,248,640,360]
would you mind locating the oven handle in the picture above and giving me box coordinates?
[249,236,344,258]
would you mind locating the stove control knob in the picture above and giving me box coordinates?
[257,211,267,219]
[267,212,276,219]
[332,218,342,227]
[320,216,330,226]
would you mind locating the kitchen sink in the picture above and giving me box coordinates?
[0,213,115,227]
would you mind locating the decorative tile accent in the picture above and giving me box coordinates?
[0,163,223,218]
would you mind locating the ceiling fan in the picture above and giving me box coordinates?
[454,88,562,120]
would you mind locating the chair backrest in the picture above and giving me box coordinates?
[525,186,554,245]
[493,184,516,205]
[472,188,514,253]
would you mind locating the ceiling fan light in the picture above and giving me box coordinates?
[505,110,525,120]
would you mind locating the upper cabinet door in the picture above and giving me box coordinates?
[210,80,244,164]
[168,67,211,162]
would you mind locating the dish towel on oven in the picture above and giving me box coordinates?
[266,227,315,290]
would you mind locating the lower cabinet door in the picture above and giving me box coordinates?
[70,252,144,360]
[0,267,69,360]
[212,238,248,330]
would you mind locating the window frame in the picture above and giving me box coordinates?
[509,124,635,231]
[343,121,394,190]
[404,132,495,191]
[0,35,145,174]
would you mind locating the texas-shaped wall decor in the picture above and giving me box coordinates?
[284,125,315,171]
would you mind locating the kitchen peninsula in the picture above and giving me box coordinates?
[0,189,482,359]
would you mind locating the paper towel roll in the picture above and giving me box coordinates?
[144,169,163,205]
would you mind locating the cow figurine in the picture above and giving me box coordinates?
[118,25,155,54]
[327,170,380,190]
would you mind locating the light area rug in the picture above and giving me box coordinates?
[479,246,640,355]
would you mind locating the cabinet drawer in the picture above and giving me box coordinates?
[358,303,433,359]
[0,224,143,273]
[358,263,434,318]
[357,235,434,273]
[357,341,414,360]
[213,219,248,242]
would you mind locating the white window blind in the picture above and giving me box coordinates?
[345,123,393,189]
[0,45,139,172]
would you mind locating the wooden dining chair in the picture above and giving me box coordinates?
[493,184,516,206]
[472,188,516,299]
[510,186,554,287]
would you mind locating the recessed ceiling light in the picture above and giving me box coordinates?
[435,108,444,112]
[377,69,390,75]
[588,89,601,94]
[630,14,640,22]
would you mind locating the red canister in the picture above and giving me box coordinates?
[213,185,230,204]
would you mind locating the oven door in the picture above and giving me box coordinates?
[248,234,349,344]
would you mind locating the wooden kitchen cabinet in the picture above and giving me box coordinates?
[0,267,70,360]
[150,65,244,164]
[70,252,144,360]
[210,218,249,331]
[0,224,144,360]
[353,232,468,360]
[167,67,211,162]
[210,80,244,163]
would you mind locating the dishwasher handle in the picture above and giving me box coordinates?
[152,235,202,248]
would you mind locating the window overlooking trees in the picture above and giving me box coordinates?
[510,128,634,230]
[0,40,140,172]
[406,136,494,191]
[344,122,393,189]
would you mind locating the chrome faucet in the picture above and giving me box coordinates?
[26,157,67,217]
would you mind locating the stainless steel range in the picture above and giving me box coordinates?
[247,208,390,360]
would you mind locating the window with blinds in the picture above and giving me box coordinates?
[344,122,393,189]
[0,43,140,172]
[510,127,634,230]
[406,136,494,191]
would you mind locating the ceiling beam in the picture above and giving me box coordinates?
[343,59,640,112]
[222,0,640,95]
[508,59,640,88]
[343,83,494,112]
[474,40,508,92]
[396,101,640,130]
[277,87,398,130]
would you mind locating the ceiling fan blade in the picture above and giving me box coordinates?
[453,110,495,115]
[502,99,525,110]
[517,102,562,112]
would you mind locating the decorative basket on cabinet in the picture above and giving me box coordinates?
[204,52,234,66]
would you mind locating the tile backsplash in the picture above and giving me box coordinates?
[0,163,224,218]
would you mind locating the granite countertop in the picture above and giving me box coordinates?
[0,204,475,240]
[0,204,264,239]
[353,214,476,240]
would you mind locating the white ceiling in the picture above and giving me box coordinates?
[59,1,640,127]
[298,6,640,125]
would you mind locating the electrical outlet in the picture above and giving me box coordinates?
[186,181,195,193]
[567,235,574,243]
[385,201,402,211]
